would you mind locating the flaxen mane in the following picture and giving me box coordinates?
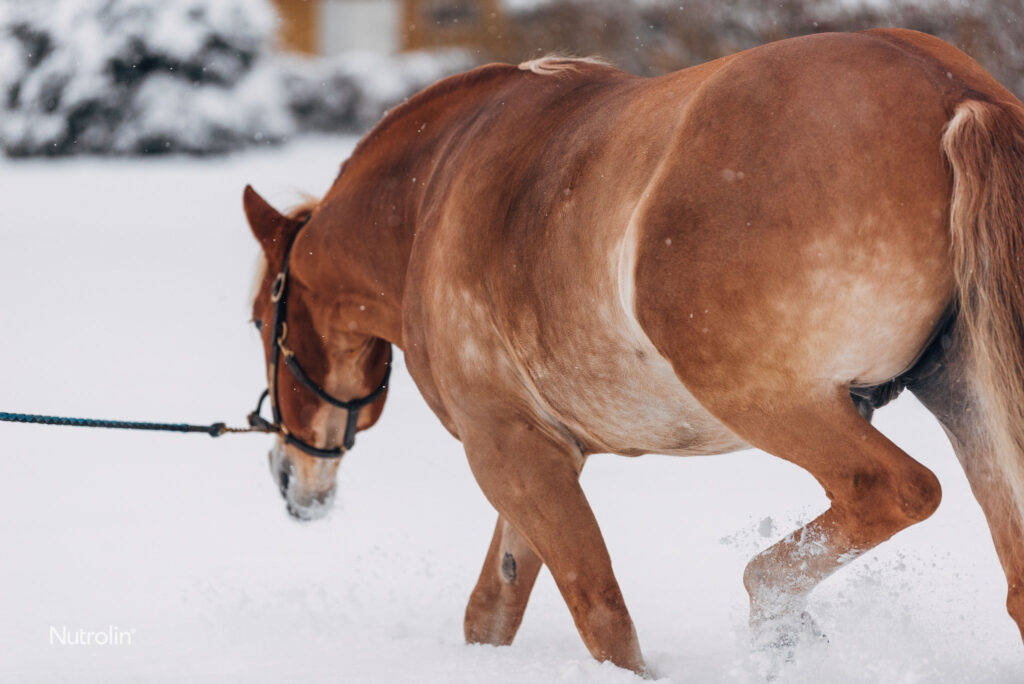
[517,56,613,75]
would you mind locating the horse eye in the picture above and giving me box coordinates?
[253,319,264,332]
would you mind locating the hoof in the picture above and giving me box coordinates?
[750,611,828,678]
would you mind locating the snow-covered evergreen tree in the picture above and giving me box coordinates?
[0,0,473,156]
[0,0,291,155]
[280,49,474,133]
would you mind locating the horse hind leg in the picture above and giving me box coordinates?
[907,325,1024,640]
[718,392,942,649]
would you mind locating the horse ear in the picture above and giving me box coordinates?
[243,185,299,251]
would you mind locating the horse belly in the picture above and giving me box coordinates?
[414,282,743,456]
[560,349,749,457]
[527,304,749,457]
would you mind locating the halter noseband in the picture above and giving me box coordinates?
[247,217,391,458]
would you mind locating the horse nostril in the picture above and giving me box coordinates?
[277,468,290,498]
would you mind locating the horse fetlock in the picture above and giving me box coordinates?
[464,618,514,647]
[1006,581,1024,642]
[742,559,773,603]
[577,605,645,673]
[745,582,809,627]
[559,582,639,662]
[743,549,816,619]
[464,583,516,646]
[464,611,513,646]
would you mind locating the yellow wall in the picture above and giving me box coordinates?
[272,0,506,56]
[272,0,319,54]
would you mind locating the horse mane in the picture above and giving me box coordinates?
[341,63,521,170]
[287,195,320,222]
[338,57,617,181]
[517,55,614,75]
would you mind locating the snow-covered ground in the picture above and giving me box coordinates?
[1,137,1023,683]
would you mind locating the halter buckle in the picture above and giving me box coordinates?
[277,322,294,357]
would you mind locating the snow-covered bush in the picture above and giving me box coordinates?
[0,0,293,155]
[0,0,473,157]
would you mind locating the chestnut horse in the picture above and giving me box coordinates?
[245,29,1024,673]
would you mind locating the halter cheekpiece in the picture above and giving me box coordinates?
[247,216,392,458]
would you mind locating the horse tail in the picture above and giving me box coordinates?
[943,98,1024,516]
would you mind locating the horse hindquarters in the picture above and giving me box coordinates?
[632,50,958,642]
[739,97,1024,641]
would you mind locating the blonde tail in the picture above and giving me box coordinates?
[943,98,1024,519]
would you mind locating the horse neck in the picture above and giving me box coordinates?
[292,65,519,350]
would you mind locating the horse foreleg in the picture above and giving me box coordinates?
[460,417,646,674]
[731,397,942,647]
[464,515,543,645]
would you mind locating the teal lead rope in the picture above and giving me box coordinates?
[0,411,271,437]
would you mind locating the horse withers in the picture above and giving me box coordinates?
[244,29,1024,674]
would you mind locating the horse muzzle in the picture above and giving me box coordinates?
[268,442,337,521]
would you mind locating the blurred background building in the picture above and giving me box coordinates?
[269,0,1023,82]
[271,0,506,55]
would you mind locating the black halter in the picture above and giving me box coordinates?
[247,218,391,459]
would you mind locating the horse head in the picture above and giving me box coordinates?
[244,185,391,521]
